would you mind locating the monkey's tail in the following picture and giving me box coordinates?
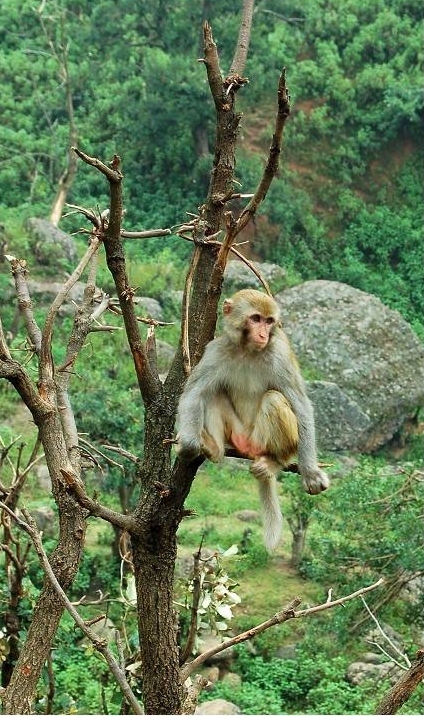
[256,474,283,552]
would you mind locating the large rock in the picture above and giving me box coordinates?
[195,698,240,714]
[307,380,371,451]
[276,280,424,452]
[224,260,287,293]
[26,217,77,269]
[346,659,398,686]
[25,279,86,316]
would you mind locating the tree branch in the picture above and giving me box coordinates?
[374,650,424,715]
[201,23,224,112]
[237,68,290,235]
[121,229,172,239]
[73,150,161,405]
[39,234,102,384]
[181,578,384,679]
[229,0,255,76]
[72,147,122,183]
[5,255,42,354]
[60,468,135,532]
[179,540,205,665]
[0,503,143,715]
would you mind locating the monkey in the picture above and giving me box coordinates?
[176,288,329,551]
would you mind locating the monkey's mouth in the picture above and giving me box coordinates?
[251,338,268,349]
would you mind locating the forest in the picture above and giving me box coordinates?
[0,0,423,714]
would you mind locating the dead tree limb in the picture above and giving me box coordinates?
[182,578,384,679]
[0,503,143,715]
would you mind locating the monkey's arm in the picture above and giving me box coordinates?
[176,343,222,460]
[272,337,329,494]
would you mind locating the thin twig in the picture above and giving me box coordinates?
[180,538,205,665]
[121,229,172,239]
[59,468,134,532]
[0,503,142,715]
[182,578,384,679]
[5,256,43,354]
[79,437,125,471]
[101,444,139,464]
[361,596,411,669]
[40,235,102,382]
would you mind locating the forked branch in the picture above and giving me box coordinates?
[181,578,384,679]
[237,68,290,235]
[0,503,143,715]
[73,148,161,404]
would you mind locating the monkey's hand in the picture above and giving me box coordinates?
[176,432,224,463]
[175,435,202,461]
[301,467,330,495]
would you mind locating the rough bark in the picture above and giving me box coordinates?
[375,650,424,714]
[0,244,103,713]
[1,403,87,714]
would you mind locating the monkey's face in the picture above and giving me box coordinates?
[223,290,279,351]
[244,312,276,350]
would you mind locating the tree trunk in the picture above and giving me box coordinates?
[290,526,307,568]
[132,534,184,714]
[2,397,86,713]
[129,403,199,714]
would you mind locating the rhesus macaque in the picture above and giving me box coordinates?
[177,289,329,551]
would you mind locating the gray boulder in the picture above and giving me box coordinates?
[346,660,397,686]
[277,280,424,452]
[134,296,163,321]
[224,260,287,294]
[195,699,240,714]
[307,381,371,451]
[26,217,77,269]
[29,506,56,537]
[25,279,86,316]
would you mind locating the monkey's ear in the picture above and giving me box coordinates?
[223,298,234,316]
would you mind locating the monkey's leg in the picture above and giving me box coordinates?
[202,394,241,462]
[250,390,299,474]
[249,391,299,551]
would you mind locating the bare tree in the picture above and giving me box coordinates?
[37,2,79,226]
[0,6,290,710]
[0,7,391,716]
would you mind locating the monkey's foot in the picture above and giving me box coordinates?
[301,467,330,495]
[250,456,281,481]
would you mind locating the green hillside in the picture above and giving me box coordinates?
[1,1,423,713]
[1,0,423,329]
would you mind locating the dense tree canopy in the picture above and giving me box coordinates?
[1,0,423,330]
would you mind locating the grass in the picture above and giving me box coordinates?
[177,459,323,648]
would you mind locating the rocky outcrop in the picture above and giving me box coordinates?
[277,280,424,452]
[307,380,371,451]
[26,217,77,269]
[224,260,287,294]
[195,698,240,714]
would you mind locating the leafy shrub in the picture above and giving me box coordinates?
[204,645,372,714]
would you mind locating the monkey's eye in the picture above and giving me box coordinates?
[250,314,262,323]
[266,316,275,325]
